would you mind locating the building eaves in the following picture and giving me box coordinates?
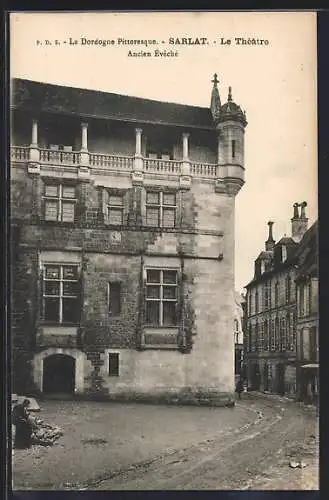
[11,78,216,130]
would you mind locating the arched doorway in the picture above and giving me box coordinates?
[43,354,75,394]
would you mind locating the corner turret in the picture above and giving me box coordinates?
[212,76,247,196]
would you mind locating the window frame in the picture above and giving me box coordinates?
[108,352,120,377]
[43,263,80,325]
[145,268,179,327]
[43,183,77,223]
[231,139,236,159]
[107,193,124,226]
[145,190,177,229]
[107,281,122,316]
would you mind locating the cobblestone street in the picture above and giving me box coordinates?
[12,393,319,491]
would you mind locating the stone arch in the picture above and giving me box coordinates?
[33,348,86,394]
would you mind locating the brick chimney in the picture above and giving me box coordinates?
[291,201,308,243]
[265,221,275,251]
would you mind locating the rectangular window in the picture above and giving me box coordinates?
[259,322,264,351]
[108,282,121,315]
[145,269,178,326]
[270,319,275,351]
[275,317,280,350]
[299,284,305,317]
[308,282,312,315]
[264,283,270,309]
[108,353,119,376]
[108,194,124,225]
[146,191,176,228]
[232,140,236,159]
[43,264,79,324]
[255,323,259,351]
[264,320,269,351]
[280,318,286,351]
[44,184,76,222]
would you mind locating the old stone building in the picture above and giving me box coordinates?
[244,203,309,396]
[295,220,319,404]
[234,291,245,378]
[11,74,247,405]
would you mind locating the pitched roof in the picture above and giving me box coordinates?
[276,236,296,246]
[11,78,215,130]
[256,250,273,261]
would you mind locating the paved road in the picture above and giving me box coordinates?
[85,397,318,490]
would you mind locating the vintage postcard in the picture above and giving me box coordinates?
[9,11,318,491]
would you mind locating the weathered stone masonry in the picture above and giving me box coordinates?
[11,75,247,405]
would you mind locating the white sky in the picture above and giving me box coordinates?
[10,11,318,292]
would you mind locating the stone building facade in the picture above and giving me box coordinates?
[234,292,245,377]
[244,203,309,396]
[294,221,319,403]
[11,75,247,405]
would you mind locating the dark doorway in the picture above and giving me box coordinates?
[43,354,75,394]
[275,363,285,395]
[251,363,261,390]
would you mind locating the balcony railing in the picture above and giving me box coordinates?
[11,146,30,161]
[144,158,181,175]
[90,153,134,170]
[190,162,217,178]
[11,146,218,180]
[40,149,81,165]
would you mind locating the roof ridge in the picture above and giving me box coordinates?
[12,77,210,111]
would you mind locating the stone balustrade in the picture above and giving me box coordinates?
[11,146,219,180]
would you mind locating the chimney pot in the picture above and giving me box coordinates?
[300,201,307,219]
[265,221,275,251]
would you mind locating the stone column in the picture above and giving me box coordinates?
[28,119,40,166]
[182,132,189,161]
[180,132,191,189]
[81,122,88,152]
[79,122,90,173]
[31,119,38,147]
[132,128,144,184]
[135,128,142,157]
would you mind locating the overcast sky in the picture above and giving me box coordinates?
[10,11,318,292]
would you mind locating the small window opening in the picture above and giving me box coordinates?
[108,353,119,376]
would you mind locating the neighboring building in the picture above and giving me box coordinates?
[244,203,309,396]
[11,74,247,405]
[234,291,245,377]
[295,220,319,404]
